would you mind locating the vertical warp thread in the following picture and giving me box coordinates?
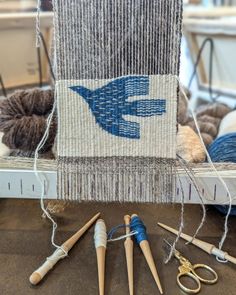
[165,170,185,263]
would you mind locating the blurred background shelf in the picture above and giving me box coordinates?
[182,6,236,109]
[0,11,53,92]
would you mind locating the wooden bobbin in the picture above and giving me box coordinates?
[158,222,236,265]
[131,214,163,294]
[94,219,107,295]
[29,212,100,285]
[124,215,134,295]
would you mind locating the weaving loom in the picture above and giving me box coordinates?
[54,0,182,202]
[0,1,236,205]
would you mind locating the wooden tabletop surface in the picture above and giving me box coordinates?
[0,199,235,295]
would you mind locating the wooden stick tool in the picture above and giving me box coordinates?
[29,212,100,285]
[158,222,236,265]
[131,214,163,294]
[94,219,107,295]
[124,215,134,295]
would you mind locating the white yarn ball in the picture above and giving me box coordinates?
[218,110,236,138]
[0,132,10,156]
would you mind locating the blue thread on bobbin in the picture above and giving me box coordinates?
[130,216,148,244]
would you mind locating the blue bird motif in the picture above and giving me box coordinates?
[69,76,166,139]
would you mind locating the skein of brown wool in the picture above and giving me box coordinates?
[9,149,55,159]
[186,115,222,146]
[195,115,221,127]
[200,133,214,146]
[196,103,231,118]
[0,88,57,152]
[187,120,218,138]
[177,86,191,125]
[185,103,232,146]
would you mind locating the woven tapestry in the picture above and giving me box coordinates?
[53,0,182,202]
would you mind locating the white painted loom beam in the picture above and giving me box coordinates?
[0,169,235,204]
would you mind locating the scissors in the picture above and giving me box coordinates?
[164,241,218,294]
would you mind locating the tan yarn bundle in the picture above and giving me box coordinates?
[177,125,206,163]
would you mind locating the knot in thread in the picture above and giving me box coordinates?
[94,219,107,249]
[130,216,148,244]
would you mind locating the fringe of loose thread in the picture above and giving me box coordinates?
[58,157,176,203]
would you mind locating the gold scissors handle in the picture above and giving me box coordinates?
[175,251,218,294]
[177,264,201,294]
[191,263,218,284]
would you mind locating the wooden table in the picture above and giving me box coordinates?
[0,199,235,295]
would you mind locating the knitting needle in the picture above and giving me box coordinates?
[29,212,100,285]
[131,214,163,294]
[94,219,107,295]
[124,215,134,295]
[158,222,236,265]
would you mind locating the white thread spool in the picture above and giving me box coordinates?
[94,219,107,295]
[218,110,236,137]
[94,219,107,249]
[0,96,10,156]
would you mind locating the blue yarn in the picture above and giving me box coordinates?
[208,132,236,216]
[214,205,236,216]
[130,216,148,244]
[70,76,166,139]
[208,133,236,163]
[107,224,128,240]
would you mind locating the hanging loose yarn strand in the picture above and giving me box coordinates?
[164,156,208,263]
[165,170,185,263]
[178,78,232,258]
[177,155,207,243]
[34,5,64,253]
[33,90,65,254]
[36,0,41,48]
